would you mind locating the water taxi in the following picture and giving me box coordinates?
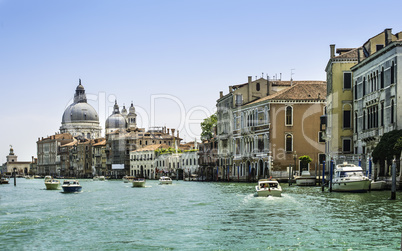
[255,179,282,197]
[62,180,82,193]
[159,176,172,185]
[332,163,371,192]
[44,176,61,190]
[132,178,146,187]
[122,176,135,183]
[0,177,9,184]
[295,171,316,186]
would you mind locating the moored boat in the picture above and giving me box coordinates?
[159,176,172,185]
[44,176,61,190]
[62,180,82,193]
[370,180,386,190]
[332,163,371,192]
[255,179,282,197]
[295,171,316,186]
[132,177,146,187]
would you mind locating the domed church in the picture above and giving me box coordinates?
[105,100,137,134]
[59,80,102,139]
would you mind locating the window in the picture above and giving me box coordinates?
[355,112,358,133]
[342,139,351,153]
[343,72,352,89]
[363,111,366,130]
[285,134,293,152]
[381,103,384,126]
[363,77,366,95]
[376,44,384,52]
[285,106,293,126]
[318,131,325,142]
[354,82,357,99]
[381,67,384,88]
[235,94,242,106]
[256,83,260,91]
[343,110,351,129]
[391,62,395,84]
[391,100,395,124]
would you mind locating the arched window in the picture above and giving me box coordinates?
[391,62,395,84]
[285,134,293,152]
[256,83,260,91]
[355,112,358,133]
[285,106,293,126]
[391,99,395,124]
[381,67,384,88]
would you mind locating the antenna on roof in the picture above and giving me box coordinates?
[291,69,295,86]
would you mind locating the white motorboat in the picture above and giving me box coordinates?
[255,179,282,197]
[44,176,61,190]
[332,163,371,192]
[295,171,316,186]
[62,180,82,193]
[159,176,172,185]
[93,175,106,181]
[371,180,386,190]
[132,178,146,187]
[122,176,135,183]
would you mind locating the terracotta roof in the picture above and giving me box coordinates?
[247,83,326,106]
[93,139,106,146]
[132,144,171,153]
[333,47,359,59]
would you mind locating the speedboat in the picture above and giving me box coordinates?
[93,175,106,181]
[255,179,282,197]
[332,163,371,192]
[62,180,82,193]
[25,175,34,179]
[159,176,172,185]
[122,176,135,183]
[132,177,146,187]
[44,176,61,190]
[295,171,316,186]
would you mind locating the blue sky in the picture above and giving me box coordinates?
[1,0,402,161]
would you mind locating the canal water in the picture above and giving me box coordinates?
[1,179,401,250]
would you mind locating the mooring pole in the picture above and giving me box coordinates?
[289,164,292,186]
[391,158,396,200]
[329,159,333,193]
[322,161,325,192]
[13,168,17,186]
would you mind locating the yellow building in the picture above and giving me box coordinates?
[324,45,359,162]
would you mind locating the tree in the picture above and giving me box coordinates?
[372,129,402,164]
[200,113,217,140]
[299,155,312,172]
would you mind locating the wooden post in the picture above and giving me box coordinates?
[391,158,396,200]
[329,159,333,193]
[14,168,17,186]
[289,165,292,186]
[322,161,325,192]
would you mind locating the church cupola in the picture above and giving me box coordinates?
[74,79,87,103]
[127,102,137,130]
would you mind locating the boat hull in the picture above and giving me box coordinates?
[159,180,172,185]
[255,186,281,197]
[45,182,61,190]
[295,177,316,186]
[132,180,146,187]
[332,180,371,192]
[62,186,82,193]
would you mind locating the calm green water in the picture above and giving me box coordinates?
[1,179,401,250]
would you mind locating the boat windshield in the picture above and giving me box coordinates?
[339,171,363,177]
[260,183,278,188]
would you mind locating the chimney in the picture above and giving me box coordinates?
[167,128,170,135]
[177,130,179,138]
[330,44,335,58]
[220,91,223,98]
[229,86,233,93]
[385,28,392,46]
[248,76,252,102]
[171,128,175,136]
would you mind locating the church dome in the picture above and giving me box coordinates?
[105,100,127,130]
[62,102,99,123]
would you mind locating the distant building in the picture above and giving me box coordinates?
[2,146,34,175]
